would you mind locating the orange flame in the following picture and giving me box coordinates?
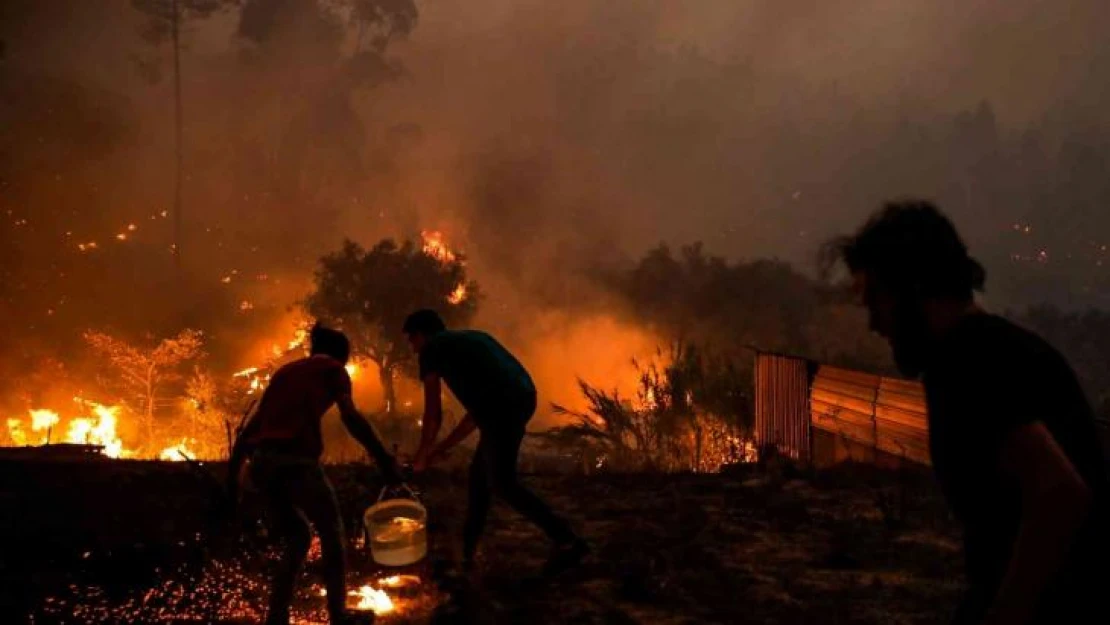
[7,419,27,446]
[66,400,127,458]
[30,409,60,438]
[350,585,395,614]
[377,575,421,588]
[159,439,197,462]
[447,283,467,305]
[420,230,456,264]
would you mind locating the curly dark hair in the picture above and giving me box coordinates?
[823,200,986,300]
[402,309,447,336]
[309,323,351,364]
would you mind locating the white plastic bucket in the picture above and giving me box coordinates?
[363,486,427,567]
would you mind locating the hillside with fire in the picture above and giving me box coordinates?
[6,1,1110,624]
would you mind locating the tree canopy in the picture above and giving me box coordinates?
[306,237,478,413]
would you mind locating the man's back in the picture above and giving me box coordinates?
[923,313,1109,619]
[248,355,352,458]
[418,330,535,421]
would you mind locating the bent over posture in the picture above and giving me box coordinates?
[229,324,400,625]
[404,309,588,575]
[832,201,1108,625]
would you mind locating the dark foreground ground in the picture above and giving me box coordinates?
[2,458,964,624]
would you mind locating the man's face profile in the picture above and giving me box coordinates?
[854,271,929,378]
[407,332,426,354]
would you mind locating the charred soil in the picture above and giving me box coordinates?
[2,460,963,624]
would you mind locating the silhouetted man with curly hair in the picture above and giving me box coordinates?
[830,201,1108,624]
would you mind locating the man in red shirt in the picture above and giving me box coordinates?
[229,324,400,625]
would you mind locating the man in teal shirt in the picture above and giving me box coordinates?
[404,309,587,575]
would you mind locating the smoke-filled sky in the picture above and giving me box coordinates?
[360,0,1110,304]
[3,0,1110,421]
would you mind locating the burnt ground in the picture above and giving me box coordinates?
[2,459,964,624]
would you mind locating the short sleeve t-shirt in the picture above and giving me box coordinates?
[418,330,536,427]
[922,313,1108,620]
[247,355,352,458]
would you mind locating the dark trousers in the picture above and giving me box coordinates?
[463,397,575,561]
[250,452,347,623]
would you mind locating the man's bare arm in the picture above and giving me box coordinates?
[227,414,261,494]
[430,413,478,460]
[415,373,444,461]
[337,395,399,482]
[982,421,1092,625]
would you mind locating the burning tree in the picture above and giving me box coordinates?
[180,367,238,457]
[84,328,205,449]
[307,235,478,414]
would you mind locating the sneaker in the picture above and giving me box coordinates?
[541,538,590,578]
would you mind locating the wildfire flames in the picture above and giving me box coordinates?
[350,585,395,614]
[447,283,467,305]
[6,400,128,458]
[67,401,126,459]
[317,574,422,616]
[421,230,468,306]
[30,408,60,432]
[378,575,421,588]
[158,440,197,462]
[420,230,455,263]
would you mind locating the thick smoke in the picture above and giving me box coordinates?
[4,0,1110,425]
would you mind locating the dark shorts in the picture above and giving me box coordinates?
[248,449,344,540]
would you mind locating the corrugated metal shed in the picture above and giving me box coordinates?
[755,353,930,467]
[811,365,930,466]
[754,353,814,461]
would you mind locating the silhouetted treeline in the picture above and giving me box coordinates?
[599,242,891,371]
[599,243,1110,423]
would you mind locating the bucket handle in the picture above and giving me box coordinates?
[377,482,420,503]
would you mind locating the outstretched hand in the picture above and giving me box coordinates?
[411,452,429,474]
[410,446,451,474]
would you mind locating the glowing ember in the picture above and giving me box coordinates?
[159,440,197,461]
[447,283,467,305]
[345,362,359,379]
[420,230,456,263]
[307,536,322,562]
[377,575,421,588]
[350,585,394,614]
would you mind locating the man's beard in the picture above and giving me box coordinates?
[888,306,931,378]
